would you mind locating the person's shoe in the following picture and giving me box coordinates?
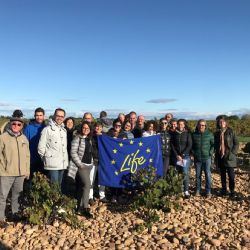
[111,197,117,203]
[11,212,25,222]
[80,208,93,219]
[220,190,229,196]
[206,193,212,198]
[184,191,190,198]
[89,199,95,206]
[195,191,201,197]
[100,197,108,203]
[230,191,236,198]
[0,220,9,228]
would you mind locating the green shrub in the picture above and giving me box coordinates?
[23,172,83,228]
[131,166,183,211]
[131,166,183,230]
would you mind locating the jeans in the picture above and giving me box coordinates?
[0,176,25,219]
[176,156,191,192]
[47,170,64,190]
[195,158,212,194]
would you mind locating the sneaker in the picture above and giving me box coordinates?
[0,220,9,228]
[195,191,201,197]
[184,191,190,197]
[206,193,212,198]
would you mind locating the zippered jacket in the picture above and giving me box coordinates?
[0,129,30,176]
[38,119,68,170]
[192,129,214,161]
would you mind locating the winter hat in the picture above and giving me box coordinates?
[10,109,24,123]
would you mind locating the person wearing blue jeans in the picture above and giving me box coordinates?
[192,119,214,197]
[38,108,68,190]
[176,155,191,193]
[194,158,212,195]
[171,119,192,197]
[47,170,64,187]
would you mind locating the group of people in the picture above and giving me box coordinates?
[0,108,239,226]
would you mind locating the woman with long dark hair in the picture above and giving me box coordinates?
[68,121,97,218]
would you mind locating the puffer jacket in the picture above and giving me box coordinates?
[171,129,192,158]
[192,129,214,161]
[214,127,239,167]
[68,135,96,179]
[38,119,68,170]
[0,129,30,176]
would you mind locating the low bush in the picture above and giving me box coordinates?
[23,172,83,228]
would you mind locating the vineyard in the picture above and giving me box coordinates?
[1,116,250,139]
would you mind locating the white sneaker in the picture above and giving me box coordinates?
[184,191,190,197]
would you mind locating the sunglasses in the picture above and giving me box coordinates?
[11,122,22,127]
[161,122,168,125]
[115,124,121,127]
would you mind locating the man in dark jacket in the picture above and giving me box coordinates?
[192,119,214,197]
[24,107,46,179]
[214,116,239,197]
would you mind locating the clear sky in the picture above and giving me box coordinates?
[0,0,249,120]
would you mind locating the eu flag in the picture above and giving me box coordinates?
[98,134,163,188]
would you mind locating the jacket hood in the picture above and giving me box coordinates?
[48,118,65,131]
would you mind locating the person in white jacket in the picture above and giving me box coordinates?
[38,108,68,189]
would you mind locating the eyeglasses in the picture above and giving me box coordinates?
[82,127,90,130]
[11,122,22,127]
[56,115,65,119]
[161,122,168,125]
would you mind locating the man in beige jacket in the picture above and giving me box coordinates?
[0,113,30,227]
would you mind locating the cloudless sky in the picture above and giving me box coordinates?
[0,0,249,119]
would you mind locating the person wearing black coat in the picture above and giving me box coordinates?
[171,119,192,197]
[214,116,239,197]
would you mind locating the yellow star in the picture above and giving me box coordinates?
[138,142,143,146]
[119,142,123,147]
[111,159,116,164]
[113,149,117,154]
[115,171,119,176]
[149,158,153,163]
[130,140,134,144]
[146,148,151,153]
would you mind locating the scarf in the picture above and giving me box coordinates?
[220,128,226,158]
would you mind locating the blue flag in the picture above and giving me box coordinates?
[98,134,163,188]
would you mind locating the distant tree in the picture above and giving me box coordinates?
[241,114,250,120]
[228,115,239,120]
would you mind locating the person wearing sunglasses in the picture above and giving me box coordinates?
[38,108,68,189]
[192,119,214,197]
[158,118,171,177]
[0,113,30,227]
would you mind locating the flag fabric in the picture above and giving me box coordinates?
[97,134,163,188]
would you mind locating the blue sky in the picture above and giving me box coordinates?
[0,0,249,120]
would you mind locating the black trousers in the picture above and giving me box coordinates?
[217,157,235,192]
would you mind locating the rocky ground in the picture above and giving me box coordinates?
[0,167,249,250]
